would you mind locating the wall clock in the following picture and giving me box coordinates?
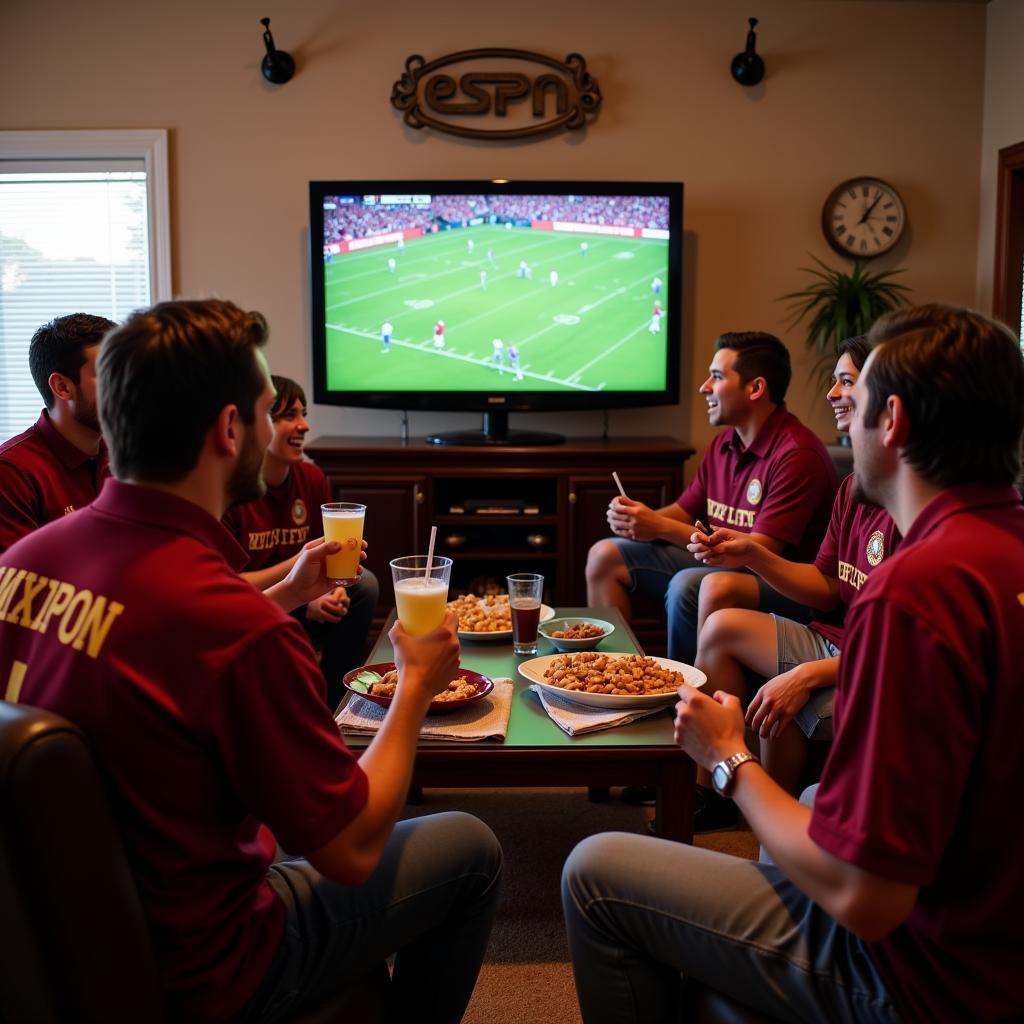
[822,177,906,259]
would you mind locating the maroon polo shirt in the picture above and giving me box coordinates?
[223,460,330,571]
[0,481,368,1023]
[678,404,837,562]
[0,410,109,552]
[810,485,1024,1023]
[809,475,900,646]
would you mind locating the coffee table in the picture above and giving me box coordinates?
[342,607,695,843]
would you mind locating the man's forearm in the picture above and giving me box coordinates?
[744,547,839,610]
[732,765,917,939]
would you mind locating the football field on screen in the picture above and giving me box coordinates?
[323,225,670,393]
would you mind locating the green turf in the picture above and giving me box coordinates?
[323,224,669,393]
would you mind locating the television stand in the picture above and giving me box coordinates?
[426,411,563,447]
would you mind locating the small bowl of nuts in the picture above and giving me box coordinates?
[538,616,615,652]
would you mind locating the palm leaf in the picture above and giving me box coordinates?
[779,257,912,388]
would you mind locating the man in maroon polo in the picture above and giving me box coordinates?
[586,331,837,665]
[0,313,115,552]
[562,304,1024,1023]
[0,299,501,1023]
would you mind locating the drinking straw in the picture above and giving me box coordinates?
[611,471,627,497]
[424,525,437,577]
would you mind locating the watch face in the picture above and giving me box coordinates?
[711,762,730,796]
[823,178,905,259]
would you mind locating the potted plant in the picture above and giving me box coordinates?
[781,256,912,391]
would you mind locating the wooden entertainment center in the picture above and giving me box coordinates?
[305,436,695,654]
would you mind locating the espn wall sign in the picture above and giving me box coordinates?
[391,48,602,140]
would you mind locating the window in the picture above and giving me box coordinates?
[0,130,170,439]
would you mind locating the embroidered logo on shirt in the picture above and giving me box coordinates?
[865,530,885,566]
[745,478,763,505]
[291,499,307,525]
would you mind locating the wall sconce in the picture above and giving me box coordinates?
[260,17,295,85]
[730,17,765,87]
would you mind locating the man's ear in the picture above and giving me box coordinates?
[882,394,910,449]
[47,371,75,403]
[210,404,240,457]
[746,375,767,401]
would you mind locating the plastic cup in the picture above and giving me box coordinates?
[507,573,544,655]
[391,555,453,636]
[321,503,366,585]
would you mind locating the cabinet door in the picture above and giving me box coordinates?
[566,475,677,654]
[329,476,427,618]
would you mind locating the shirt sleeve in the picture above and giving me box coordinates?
[809,594,982,884]
[209,618,368,854]
[0,460,42,553]
[754,448,834,547]
[677,451,708,517]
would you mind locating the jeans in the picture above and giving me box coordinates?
[296,567,380,709]
[238,811,502,1024]
[611,539,811,664]
[561,831,902,1024]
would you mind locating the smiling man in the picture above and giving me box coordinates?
[586,332,836,668]
[0,313,116,552]
[563,304,1024,1024]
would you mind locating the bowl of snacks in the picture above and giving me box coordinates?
[342,662,494,714]
[447,592,555,641]
[537,616,615,652]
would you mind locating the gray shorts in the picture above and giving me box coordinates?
[772,614,840,741]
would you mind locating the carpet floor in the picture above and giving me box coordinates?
[399,788,758,1024]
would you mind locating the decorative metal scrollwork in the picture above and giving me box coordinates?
[390,48,602,140]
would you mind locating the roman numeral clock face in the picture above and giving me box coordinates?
[822,177,906,258]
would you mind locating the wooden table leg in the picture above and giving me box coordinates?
[654,757,695,843]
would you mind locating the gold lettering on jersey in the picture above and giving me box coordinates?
[706,498,757,529]
[0,567,27,618]
[63,505,75,516]
[0,566,124,659]
[247,526,311,551]
[837,560,869,591]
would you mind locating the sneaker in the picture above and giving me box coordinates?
[693,785,738,834]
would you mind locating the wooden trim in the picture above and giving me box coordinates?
[993,139,1024,330]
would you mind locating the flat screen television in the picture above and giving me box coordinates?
[309,179,683,445]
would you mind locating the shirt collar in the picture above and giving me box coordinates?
[35,409,101,471]
[901,483,1023,548]
[723,403,789,458]
[92,479,250,572]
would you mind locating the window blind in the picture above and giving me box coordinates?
[0,166,151,439]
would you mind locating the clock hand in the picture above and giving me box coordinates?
[858,193,884,225]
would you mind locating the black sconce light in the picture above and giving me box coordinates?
[260,17,295,85]
[730,17,765,87]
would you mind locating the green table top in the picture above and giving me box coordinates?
[364,607,680,749]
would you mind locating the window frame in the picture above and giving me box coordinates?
[0,128,172,302]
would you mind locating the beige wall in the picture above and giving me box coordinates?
[976,0,1024,316]
[0,0,988,456]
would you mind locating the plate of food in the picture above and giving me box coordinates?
[342,662,494,714]
[538,616,615,652]
[447,593,555,641]
[517,652,706,709]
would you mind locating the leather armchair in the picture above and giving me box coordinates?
[0,701,386,1023]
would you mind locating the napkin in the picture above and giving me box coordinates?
[336,678,515,742]
[529,683,672,737]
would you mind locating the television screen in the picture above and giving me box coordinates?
[309,180,682,443]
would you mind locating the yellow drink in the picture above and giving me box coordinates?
[322,504,365,584]
[394,577,449,636]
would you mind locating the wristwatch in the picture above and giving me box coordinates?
[711,751,759,797]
